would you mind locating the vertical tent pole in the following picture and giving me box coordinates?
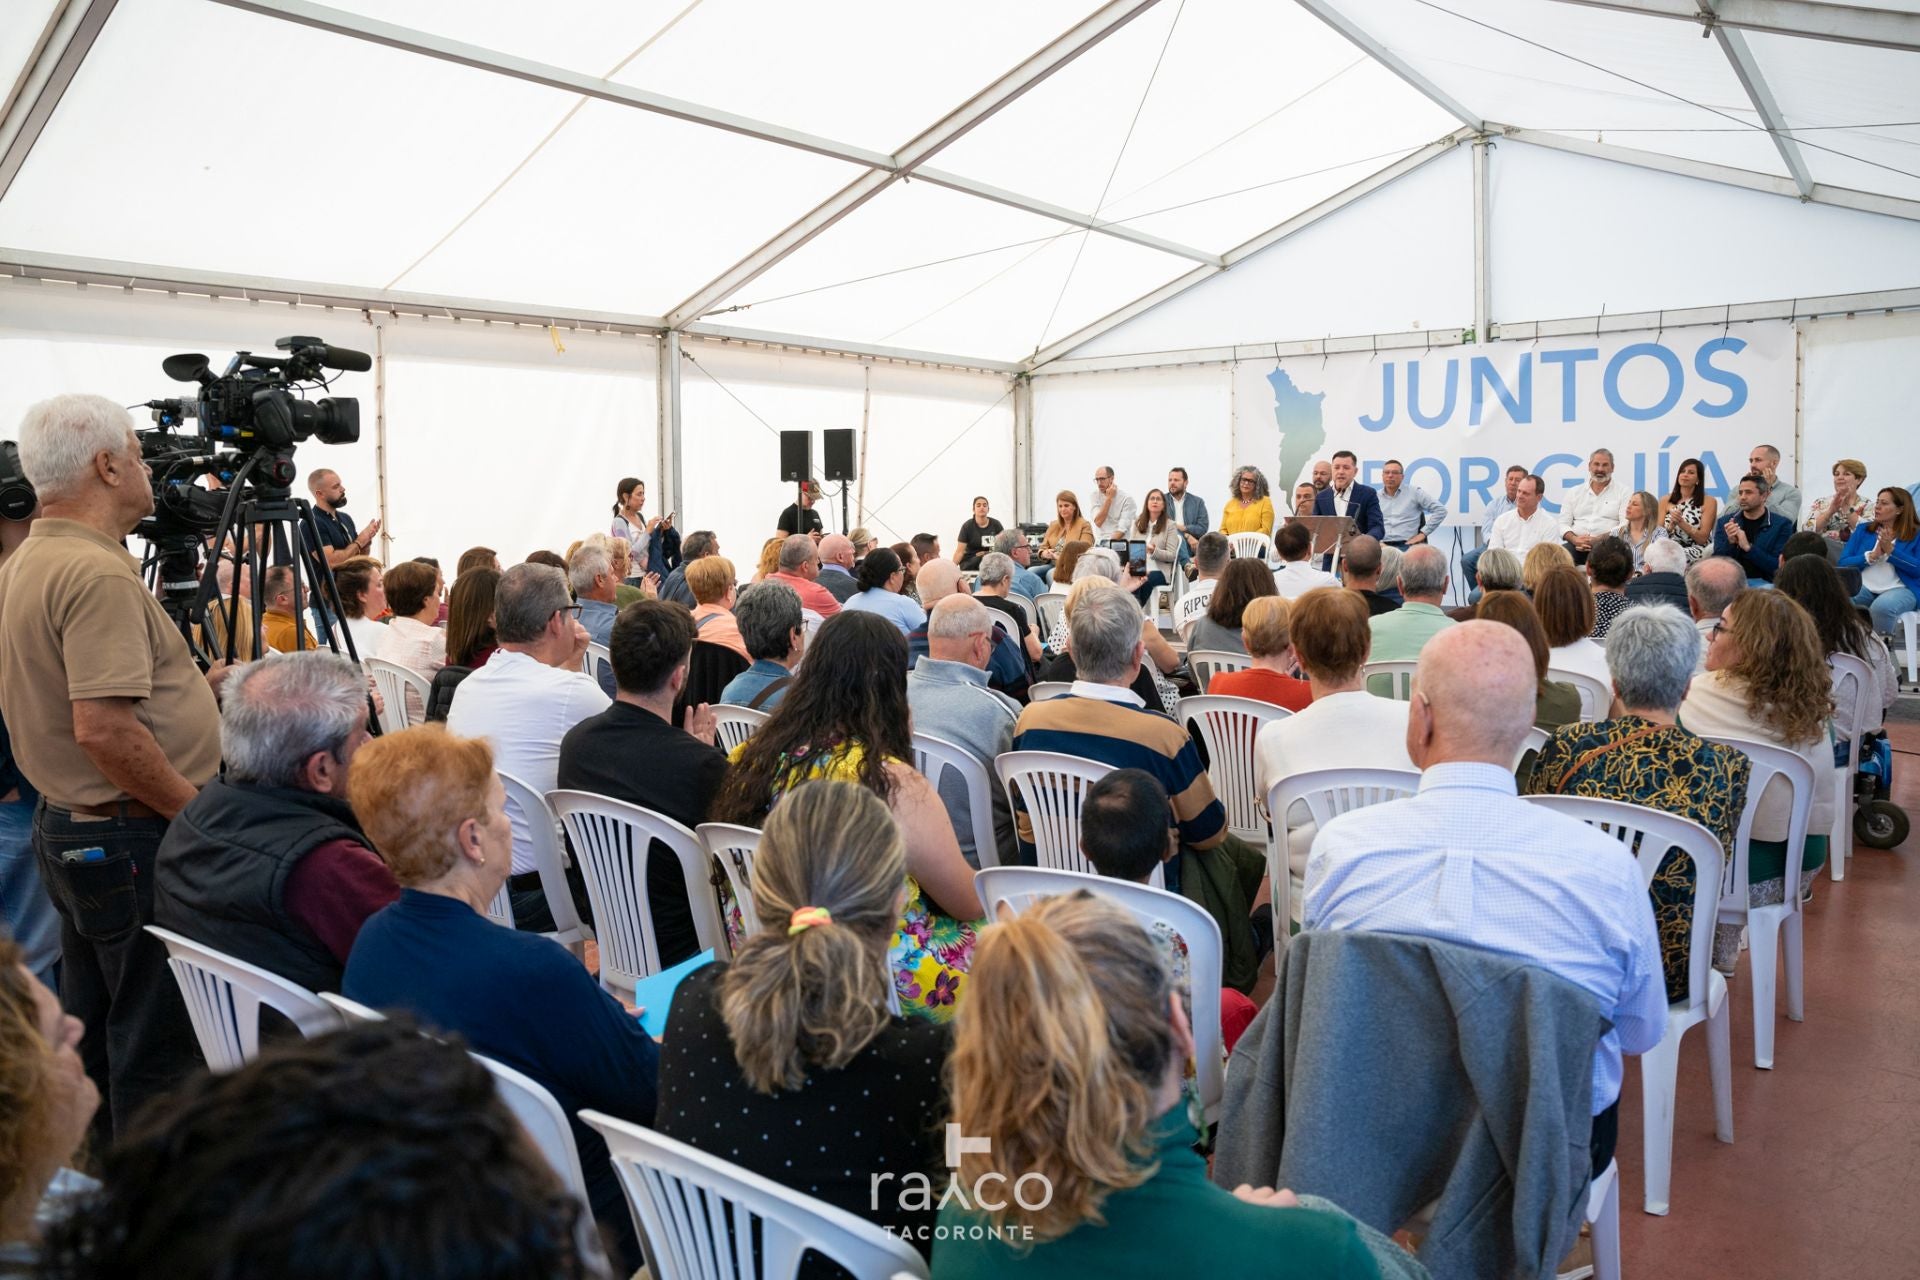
[1472,133,1492,343]
[374,317,390,562]
[1013,373,1034,526]
[857,366,871,528]
[658,331,683,523]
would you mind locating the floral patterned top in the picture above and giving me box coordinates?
[1524,715,1750,1003]
[1803,493,1869,538]
[728,738,979,1023]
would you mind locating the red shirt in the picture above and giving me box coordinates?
[768,570,842,618]
[283,838,401,963]
[1207,666,1313,713]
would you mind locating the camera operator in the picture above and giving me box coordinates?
[301,468,377,641]
[0,394,217,1143]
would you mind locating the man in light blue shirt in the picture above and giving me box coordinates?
[718,580,804,711]
[1377,459,1448,549]
[993,529,1047,601]
[1462,463,1528,588]
[1305,622,1666,1141]
[906,596,1019,869]
[1363,546,1456,694]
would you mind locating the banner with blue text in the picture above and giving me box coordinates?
[1231,321,1794,519]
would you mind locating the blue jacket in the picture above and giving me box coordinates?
[1711,508,1793,582]
[1313,483,1385,540]
[1168,490,1210,539]
[1838,523,1920,597]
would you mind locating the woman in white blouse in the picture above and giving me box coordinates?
[371,560,447,721]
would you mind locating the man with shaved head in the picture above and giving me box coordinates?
[908,559,1028,701]
[1302,621,1667,1193]
[815,532,859,603]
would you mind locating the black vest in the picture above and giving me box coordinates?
[154,778,370,995]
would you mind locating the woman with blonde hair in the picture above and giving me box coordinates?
[1207,595,1311,711]
[752,535,784,584]
[659,780,948,1256]
[1221,465,1275,536]
[1520,541,1573,595]
[1682,590,1836,968]
[1615,488,1666,574]
[934,892,1391,1277]
[0,937,98,1272]
[1038,491,1094,581]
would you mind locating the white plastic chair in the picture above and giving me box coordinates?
[1226,531,1273,564]
[976,865,1225,1121]
[1363,659,1419,700]
[994,751,1164,888]
[912,732,1001,869]
[1525,794,1733,1215]
[988,611,1014,640]
[317,991,386,1023]
[547,792,729,995]
[1264,767,1420,932]
[1180,695,1292,844]
[366,657,430,733]
[1590,1159,1622,1280]
[1700,733,1816,1070]
[580,1111,929,1280]
[1027,681,1073,701]
[1034,591,1068,645]
[1827,652,1874,880]
[1516,725,1551,770]
[498,772,589,955]
[483,880,515,928]
[1186,648,1251,694]
[695,822,763,942]
[1547,666,1612,722]
[711,704,770,754]
[584,641,614,690]
[1901,609,1918,685]
[147,926,342,1071]
[474,1050,593,1208]
[1005,590,1036,632]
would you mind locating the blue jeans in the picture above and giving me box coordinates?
[0,799,58,990]
[1132,569,1168,606]
[1854,585,1918,635]
[34,801,202,1144]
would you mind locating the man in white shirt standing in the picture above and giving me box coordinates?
[1377,459,1448,549]
[1086,465,1137,540]
[1172,532,1230,640]
[1303,621,1666,1178]
[446,562,609,930]
[1270,521,1340,599]
[1558,448,1626,565]
[1488,473,1560,556]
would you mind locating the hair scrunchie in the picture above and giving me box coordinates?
[787,906,833,936]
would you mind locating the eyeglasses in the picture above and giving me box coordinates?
[553,603,583,620]
[1710,620,1732,639]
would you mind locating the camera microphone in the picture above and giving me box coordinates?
[315,344,372,373]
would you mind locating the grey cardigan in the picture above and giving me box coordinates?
[1212,931,1606,1280]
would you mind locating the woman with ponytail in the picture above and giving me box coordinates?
[658,781,949,1259]
[934,892,1402,1278]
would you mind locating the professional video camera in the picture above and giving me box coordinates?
[133,336,367,661]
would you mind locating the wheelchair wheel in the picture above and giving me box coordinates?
[1854,801,1910,851]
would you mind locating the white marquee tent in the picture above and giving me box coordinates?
[3,0,1918,568]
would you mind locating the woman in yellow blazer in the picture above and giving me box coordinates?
[1220,465,1276,537]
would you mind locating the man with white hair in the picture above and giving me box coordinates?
[447,563,607,931]
[972,551,1043,665]
[1682,557,1746,672]
[569,536,621,696]
[990,528,1046,601]
[0,393,220,1139]
[155,652,397,995]
[1364,546,1455,693]
[1304,622,1666,1189]
[1625,537,1690,612]
[911,559,1028,700]
[907,595,1019,869]
[815,532,860,603]
[767,533,841,618]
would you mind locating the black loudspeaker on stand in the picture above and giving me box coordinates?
[824,429,855,481]
[779,431,811,483]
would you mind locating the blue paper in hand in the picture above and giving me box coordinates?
[632,949,716,1038]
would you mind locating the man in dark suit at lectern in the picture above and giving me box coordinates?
[1311,449,1384,571]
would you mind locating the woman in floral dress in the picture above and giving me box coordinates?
[712,611,984,1020]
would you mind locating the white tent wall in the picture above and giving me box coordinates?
[376,318,657,568]
[677,340,1014,574]
[1800,310,1920,497]
[1031,364,1234,529]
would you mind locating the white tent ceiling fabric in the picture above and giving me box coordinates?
[3,0,1916,367]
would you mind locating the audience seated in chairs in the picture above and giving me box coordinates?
[1255,587,1415,911]
[558,600,727,969]
[1625,537,1692,612]
[934,891,1401,1279]
[1270,521,1339,599]
[1586,535,1635,641]
[815,532,861,604]
[1522,541,1574,595]
[656,528,716,608]
[567,537,621,697]
[767,533,843,619]
[1079,768,1259,1054]
[1534,565,1611,691]
[907,595,1021,870]
[1206,596,1311,712]
[1456,544,1521,616]
[1473,591,1582,737]
[972,551,1043,667]
[371,559,448,722]
[1188,557,1277,658]
[0,935,97,1276]
[718,580,804,711]
[911,559,1029,703]
[343,727,655,1273]
[1300,622,1667,1261]
[1683,557,1748,673]
[992,527,1047,600]
[683,554,749,662]
[155,652,398,995]
[1341,535,1399,617]
[1775,554,1898,732]
[1014,583,1268,994]
[658,780,952,1263]
[1172,531,1232,637]
[329,556,386,660]
[1039,576,1177,715]
[426,565,499,723]
[1680,589,1837,970]
[38,1020,600,1280]
[842,545,926,636]
[445,564,607,933]
[258,565,317,654]
[1365,545,1455,689]
[1525,605,1750,1002]
[713,610,984,1022]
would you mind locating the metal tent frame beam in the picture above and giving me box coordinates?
[1697,0,1814,198]
[1539,0,1920,53]
[0,0,120,202]
[1292,0,1484,130]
